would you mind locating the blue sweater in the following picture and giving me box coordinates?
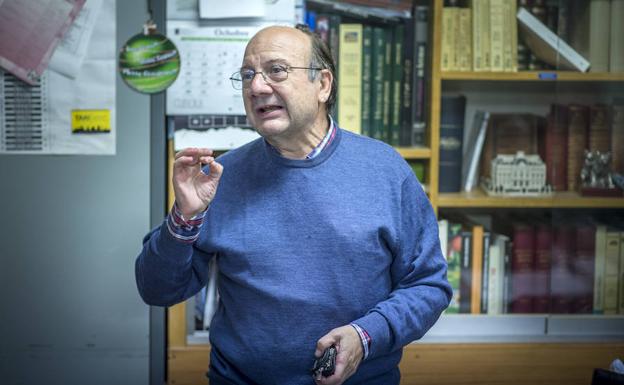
[136,128,451,385]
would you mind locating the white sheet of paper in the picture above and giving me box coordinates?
[0,0,115,155]
[199,0,265,19]
[48,0,103,79]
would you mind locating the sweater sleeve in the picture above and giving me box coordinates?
[135,218,213,307]
[352,173,452,359]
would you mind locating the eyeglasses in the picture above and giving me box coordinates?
[230,64,323,90]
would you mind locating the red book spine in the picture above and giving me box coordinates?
[542,104,568,191]
[533,224,552,313]
[566,105,589,191]
[550,226,574,313]
[572,225,596,313]
[511,224,535,313]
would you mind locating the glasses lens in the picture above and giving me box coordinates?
[230,72,243,90]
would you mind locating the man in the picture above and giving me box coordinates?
[136,25,451,385]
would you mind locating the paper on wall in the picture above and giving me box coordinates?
[0,0,116,155]
[49,0,103,79]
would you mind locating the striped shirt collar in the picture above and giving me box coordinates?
[306,115,336,159]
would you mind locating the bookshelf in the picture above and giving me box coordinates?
[165,1,624,384]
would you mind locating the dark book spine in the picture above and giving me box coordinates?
[533,224,552,313]
[572,224,595,314]
[511,224,535,313]
[438,95,466,193]
[411,5,429,146]
[382,27,394,144]
[370,27,386,142]
[361,26,373,138]
[481,232,491,314]
[589,104,610,153]
[612,101,624,174]
[389,23,404,146]
[542,104,568,191]
[566,104,589,191]
[459,230,473,314]
[550,225,574,313]
[400,13,414,147]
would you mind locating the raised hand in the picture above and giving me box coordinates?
[172,147,224,219]
[313,325,364,385]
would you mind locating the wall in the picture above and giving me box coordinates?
[0,1,155,384]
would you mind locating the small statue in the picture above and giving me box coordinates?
[580,150,615,189]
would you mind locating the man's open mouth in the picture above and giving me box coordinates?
[257,105,283,114]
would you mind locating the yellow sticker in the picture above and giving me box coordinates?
[71,110,111,133]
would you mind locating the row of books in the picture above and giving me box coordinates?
[442,0,518,72]
[439,216,624,315]
[442,0,624,73]
[305,5,429,146]
[439,96,624,193]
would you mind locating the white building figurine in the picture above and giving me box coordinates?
[481,151,553,196]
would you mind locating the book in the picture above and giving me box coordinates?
[361,25,373,138]
[610,0,624,72]
[566,104,589,191]
[487,233,509,315]
[551,225,574,313]
[460,229,473,313]
[399,17,414,146]
[389,24,404,146]
[611,101,624,174]
[370,26,385,141]
[511,224,534,313]
[489,0,505,72]
[439,219,449,261]
[516,7,590,72]
[470,0,484,71]
[411,5,429,146]
[480,0,492,71]
[502,0,518,72]
[604,231,621,314]
[534,224,552,313]
[382,27,394,143]
[593,225,608,314]
[573,224,596,314]
[441,6,458,71]
[337,23,363,134]
[540,104,568,191]
[471,225,484,314]
[588,0,610,73]
[444,221,463,314]
[619,232,624,314]
[457,7,472,72]
[480,231,491,313]
[439,95,466,193]
[589,104,610,153]
[461,110,490,192]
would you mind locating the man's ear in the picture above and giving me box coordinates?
[318,69,333,103]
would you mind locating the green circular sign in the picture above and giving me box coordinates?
[119,32,180,94]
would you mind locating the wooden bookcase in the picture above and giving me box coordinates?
[165,1,624,383]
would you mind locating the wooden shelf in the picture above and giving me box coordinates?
[396,146,431,159]
[437,189,624,208]
[441,71,624,82]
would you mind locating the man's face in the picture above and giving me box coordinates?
[240,27,324,141]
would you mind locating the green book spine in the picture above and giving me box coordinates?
[390,24,404,146]
[361,26,373,138]
[382,27,394,144]
[370,27,385,142]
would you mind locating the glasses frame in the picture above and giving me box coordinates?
[229,65,323,90]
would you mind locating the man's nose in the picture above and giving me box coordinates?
[249,72,272,94]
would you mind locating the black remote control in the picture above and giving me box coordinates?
[311,345,337,378]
